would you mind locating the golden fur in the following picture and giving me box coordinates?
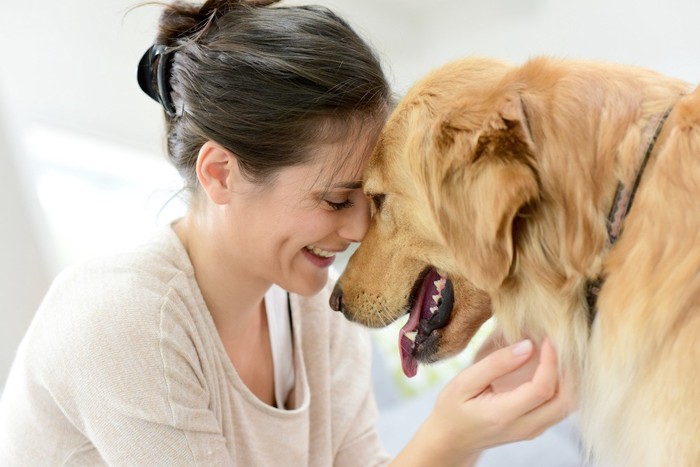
[334,56,700,465]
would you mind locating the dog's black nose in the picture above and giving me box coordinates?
[330,283,343,312]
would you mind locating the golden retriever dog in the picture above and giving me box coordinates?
[330,57,700,466]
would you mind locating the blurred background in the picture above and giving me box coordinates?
[1,0,699,463]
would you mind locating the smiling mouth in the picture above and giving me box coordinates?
[305,245,336,258]
[399,267,454,378]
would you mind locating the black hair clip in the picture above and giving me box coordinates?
[137,44,177,117]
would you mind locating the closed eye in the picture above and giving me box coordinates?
[326,199,354,211]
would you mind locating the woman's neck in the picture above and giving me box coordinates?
[173,215,270,341]
[173,215,276,405]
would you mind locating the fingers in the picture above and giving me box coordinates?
[432,336,576,453]
[449,339,535,400]
[522,380,575,431]
[507,368,577,441]
[496,339,560,416]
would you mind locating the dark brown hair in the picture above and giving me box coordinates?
[143,0,391,193]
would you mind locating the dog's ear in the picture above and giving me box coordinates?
[433,95,539,292]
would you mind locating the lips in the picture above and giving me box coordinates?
[303,245,338,268]
[399,268,455,377]
[305,245,335,258]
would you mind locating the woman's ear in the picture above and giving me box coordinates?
[196,141,239,205]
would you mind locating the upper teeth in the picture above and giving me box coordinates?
[306,245,335,258]
[434,278,446,292]
[431,274,447,310]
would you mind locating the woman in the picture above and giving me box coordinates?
[0,0,573,465]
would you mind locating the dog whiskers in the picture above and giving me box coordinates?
[368,301,397,328]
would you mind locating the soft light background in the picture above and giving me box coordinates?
[1,0,699,462]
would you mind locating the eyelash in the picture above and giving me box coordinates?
[326,199,355,211]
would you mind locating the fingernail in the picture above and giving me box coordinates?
[511,339,532,356]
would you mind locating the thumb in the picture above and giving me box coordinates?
[448,339,535,400]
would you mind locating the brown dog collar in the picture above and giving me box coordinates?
[585,106,674,323]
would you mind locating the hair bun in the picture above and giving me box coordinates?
[138,0,285,116]
[156,0,280,46]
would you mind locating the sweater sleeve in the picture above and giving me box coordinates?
[33,268,236,465]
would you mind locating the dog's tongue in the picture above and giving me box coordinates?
[399,326,419,378]
[398,277,428,378]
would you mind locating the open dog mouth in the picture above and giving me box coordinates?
[399,268,454,378]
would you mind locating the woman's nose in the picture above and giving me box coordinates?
[339,197,370,242]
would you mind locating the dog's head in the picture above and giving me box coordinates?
[331,58,542,376]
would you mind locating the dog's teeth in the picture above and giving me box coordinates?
[433,280,446,292]
[405,331,417,343]
[432,294,441,304]
[430,306,438,314]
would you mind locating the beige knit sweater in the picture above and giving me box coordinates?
[0,227,390,466]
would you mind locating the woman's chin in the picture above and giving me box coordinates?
[281,268,329,298]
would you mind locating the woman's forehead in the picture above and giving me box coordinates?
[307,143,369,192]
[270,152,362,195]
[310,121,383,182]
[264,117,383,196]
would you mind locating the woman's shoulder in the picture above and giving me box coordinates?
[28,227,199,362]
[61,224,187,279]
[50,226,191,306]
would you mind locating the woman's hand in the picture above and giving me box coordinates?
[392,337,575,467]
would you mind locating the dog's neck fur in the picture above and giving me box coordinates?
[584,106,674,321]
[494,59,688,378]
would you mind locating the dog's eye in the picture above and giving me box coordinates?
[371,194,386,211]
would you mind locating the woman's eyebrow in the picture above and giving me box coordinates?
[332,181,363,189]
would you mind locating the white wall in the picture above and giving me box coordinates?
[0,1,165,154]
[304,0,700,93]
[0,94,52,386]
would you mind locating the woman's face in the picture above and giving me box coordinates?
[228,132,376,296]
